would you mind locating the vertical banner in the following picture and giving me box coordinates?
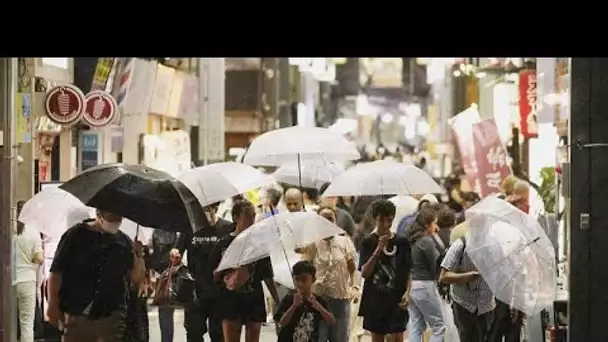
[16,93,32,143]
[472,119,512,197]
[450,106,482,193]
[519,70,539,138]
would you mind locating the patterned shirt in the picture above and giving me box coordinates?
[302,236,358,299]
[441,238,495,315]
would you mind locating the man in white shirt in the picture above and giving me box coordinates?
[13,219,43,342]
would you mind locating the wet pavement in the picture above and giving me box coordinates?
[147,308,379,341]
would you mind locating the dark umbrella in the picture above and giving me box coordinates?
[59,163,209,233]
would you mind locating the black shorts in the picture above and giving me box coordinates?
[362,305,409,335]
[216,288,267,324]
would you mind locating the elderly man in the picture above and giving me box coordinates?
[284,188,305,212]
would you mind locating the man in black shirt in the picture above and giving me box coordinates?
[172,202,234,342]
[47,210,145,342]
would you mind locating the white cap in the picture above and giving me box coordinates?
[420,193,439,204]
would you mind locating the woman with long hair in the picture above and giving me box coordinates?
[405,207,446,342]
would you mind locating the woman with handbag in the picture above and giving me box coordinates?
[149,230,179,342]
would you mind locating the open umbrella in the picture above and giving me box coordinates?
[321,159,442,197]
[19,187,95,238]
[59,163,208,233]
[216,211,343,272]
[178,162,275,207]
[242,126,360,167]
[465,196,557,316]
[271,161,345,189]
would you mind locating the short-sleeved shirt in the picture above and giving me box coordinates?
[440,238,495,315]
[13,227,43,285]
[50,220,134,319]
[175,218,234,298]
[301,236,357,299]
[358,233,412,316]
[410,235,440,281]
[274,292,327,342]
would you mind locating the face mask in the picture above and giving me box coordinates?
[99,216,121,234]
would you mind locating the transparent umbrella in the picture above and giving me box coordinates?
[271,161,345,189]
[178,162,276,207]
[216,211,343,272]
[388,195,419,232]
[242,126,360,167]
[19,187,94,239]
[322,159,442,197]
[465,196,557,316]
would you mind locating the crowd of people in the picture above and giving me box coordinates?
[12,169,534,342]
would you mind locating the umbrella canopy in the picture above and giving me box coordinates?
[271,161,345,189]
[19,187,94,238]
[321,159,442,197]
[178,162,276,207]
[465,196,557,316]
[59,163,208,233]
[216,211,343,272]
[243,126,360,166]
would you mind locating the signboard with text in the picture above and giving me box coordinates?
[79,131,99,172]
[472,119,512,197]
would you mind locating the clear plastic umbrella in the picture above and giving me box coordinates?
[242,126,360,167]
[178,162,276,207]
[465,196,557,316]
[216,211,343,272]
[321,159,442,197]
[271,161,345,189]
[19,187,94,239]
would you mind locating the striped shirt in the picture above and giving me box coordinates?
[441,238,495,315]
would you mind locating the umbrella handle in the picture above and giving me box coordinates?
[135,224,140,243]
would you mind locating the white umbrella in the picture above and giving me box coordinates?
[271,161,345,189]
[321,159,442,197]
[465,196,557,316]
[19,187,95,239]
[216,211,343,272]
[242,126,360,166]
[389,195,419,232]
[178,162,276,207]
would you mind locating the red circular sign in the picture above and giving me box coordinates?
[44,85,85,125]
[82,91,118,127]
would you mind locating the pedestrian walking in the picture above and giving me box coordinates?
[46,210,146,342]
[172,202,234,342]
[405,207,446,342]
[274,260,336,341]
[439,232,495,342]
[210,200,279,342]
[149,230,179,342]
[319,182,357,237]
[298,206,360,341]
[358,200,412,342]
[13,203,44,342]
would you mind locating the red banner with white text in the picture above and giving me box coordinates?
[472,119,512,197]
[519,70,539,138]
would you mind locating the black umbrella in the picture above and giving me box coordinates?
[60,163,209,233]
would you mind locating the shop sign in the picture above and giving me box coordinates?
[472,119,512,197]
[519,70,539,138]
[82,91,118,127]
[79,131,99,172]
[44,84,85,125]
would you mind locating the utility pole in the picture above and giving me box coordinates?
[0,58,17,342]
